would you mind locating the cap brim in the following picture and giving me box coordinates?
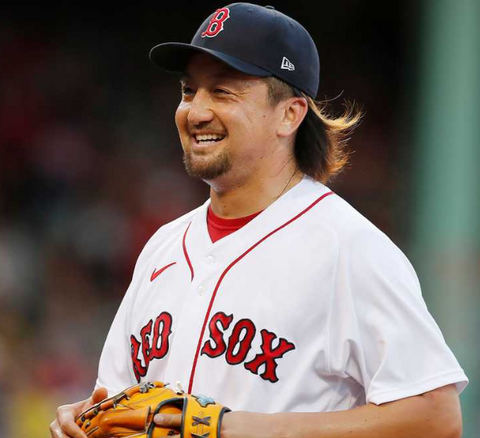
[149,42,271,77]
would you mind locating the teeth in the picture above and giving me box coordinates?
[195,134,225,142]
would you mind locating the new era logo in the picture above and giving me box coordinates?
[281,57,295,71]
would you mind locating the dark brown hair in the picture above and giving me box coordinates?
[266,77,362,183]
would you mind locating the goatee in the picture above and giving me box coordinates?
[183,150,232,181]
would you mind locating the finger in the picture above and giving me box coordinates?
[76,387,108,417]
[51,387,107,438]
[49,420,70,438]
[56,403,89,438]
[91,387,109,405]
[56,418,87,438]
[154,413,183,428]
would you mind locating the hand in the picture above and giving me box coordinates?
[50,387,108,438]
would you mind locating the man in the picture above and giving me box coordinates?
[51,3,468,438]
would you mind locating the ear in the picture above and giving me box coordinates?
[276,97,308,138]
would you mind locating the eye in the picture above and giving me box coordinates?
[181,85,195,96]
[214,88,230,95]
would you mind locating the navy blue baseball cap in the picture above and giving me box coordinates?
[149,3,320,98]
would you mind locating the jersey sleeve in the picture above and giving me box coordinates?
[327,227,468,405]
[95,280,137,395]
[94,228,162,395]
[93,208,201,395]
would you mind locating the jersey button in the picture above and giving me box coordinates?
[198,285,205,295]
[205,255,215,264]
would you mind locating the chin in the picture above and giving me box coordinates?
[183,152,232,181]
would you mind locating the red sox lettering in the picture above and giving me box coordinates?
[201,312,296,382]
[131,312,173,381]
[130,311,296,383]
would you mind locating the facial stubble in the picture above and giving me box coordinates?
[182,146,233,181]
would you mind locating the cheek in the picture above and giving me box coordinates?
[175,103,188,133]
[245,101,278,130]
[244,110,278,143]
[226,107,263,137]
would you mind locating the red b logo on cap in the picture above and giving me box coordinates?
[202,8,230,38]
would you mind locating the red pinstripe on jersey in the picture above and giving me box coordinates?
[183,222,194,281]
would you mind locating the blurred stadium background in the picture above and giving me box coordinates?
[0,1,478,436]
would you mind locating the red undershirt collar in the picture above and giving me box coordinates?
[207,205,263,243]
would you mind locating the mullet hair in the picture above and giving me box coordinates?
[266,77,363,184]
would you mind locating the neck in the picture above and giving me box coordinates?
[208,163,304,219]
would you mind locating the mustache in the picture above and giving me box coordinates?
[187,123,226,134]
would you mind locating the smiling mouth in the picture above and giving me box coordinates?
[193,133,226,145]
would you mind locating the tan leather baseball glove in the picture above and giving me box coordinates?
[75,381,231,438]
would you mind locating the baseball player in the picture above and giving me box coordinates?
[50,3,468,438]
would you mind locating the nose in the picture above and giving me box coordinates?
[187,90,214,126]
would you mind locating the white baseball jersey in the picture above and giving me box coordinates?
[96,177,468,412]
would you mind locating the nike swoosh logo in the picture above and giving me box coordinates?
[150,262,177,282]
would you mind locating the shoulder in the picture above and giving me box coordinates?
[301,178,414,272]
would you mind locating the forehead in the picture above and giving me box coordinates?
[183,53,264,85]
